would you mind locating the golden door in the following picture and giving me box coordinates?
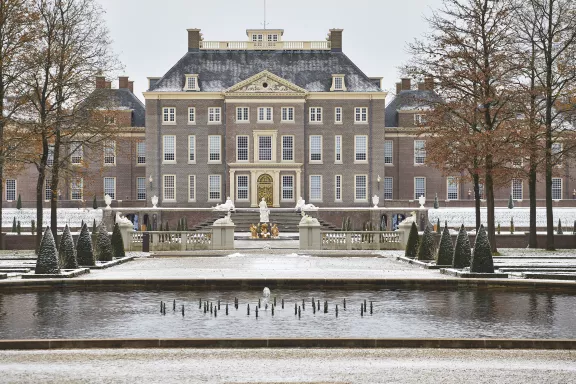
[257,174,273,206]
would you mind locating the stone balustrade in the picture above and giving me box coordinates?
[200,40,331,50]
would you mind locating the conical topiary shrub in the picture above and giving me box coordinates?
[92,195,98,209]
[95,222,113,262]
[417,224,435,261]
[31,219,36,235]
[436,218,441,234]
[16,194,22,210]
[508,194,514,209]
[16,221,21,235]
[433,193,439,209]
[92,219,97,234]
[452,224,471,269]
[35,227,60,275]
[12,217,16,232]
[470,225,494,273]
[557,219,563,235]
[510,217,514,234]
[405,221,420,258]
[77,224,95,266]
[111,223,125,259]
[59,225,78,269]
[436,222,454,266]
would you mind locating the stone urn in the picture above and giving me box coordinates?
[151,195,158,209]
[104,194,112,209]
[372,195,379,208]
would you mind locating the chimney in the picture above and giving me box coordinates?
[396,82,402,95]
[128,81,134,93]
[329,29,343,52]
[401,78,411,91]
[187,28,201,52]
[104,81,112,89]
[96,76,106,89]
[424,77,434,91]
[119,76,129,89]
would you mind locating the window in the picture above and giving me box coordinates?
[236,107,249,122]
[282,175,294,201]
[188,175,196,201]
[208,135,221,163]
[258,136,272,161]
[282,136,294,161]
[552,178,562,200]
[310,135,322,162]
[512,179,523,200]
[414,140,426,164]
[188,107,196,124]
[162,107,176,124]
[331,75,346,91]
[384,141,393,165]
[309,107,322,123]
[104,115,116,125]
[355,107,368,123]
[552,143,563,166]
[71,178,83,201]
[137,142,146,164]
[188,136,196,163]
[267,34,278,42]
[237,136,249,162]
[335,107,343,124]
[6,179,16,201]
[477,183,485,200]
[209,175,221,201]
[237,175,249,200]
[414,114,426,125]
[45,178,52,201]
[103,140,116,165]
[104,177,116,200]
[252,34,263,42]
[137,177,146,201]
[414,177,426,199]
[70,142,83,165]
[184,75,199,91]
[163,135,176,163]
[335,135,342,163]
[384,177,393,200]
[355,135,368,162]
[355,175,368,201]
[447,177,458,200]
[208,107,221,123]
[310,175,322,202]
[47,145,54,166]
[281,107,294,122]
[335,175,342,202]
[258,107,273,122]
[163,175,175,201]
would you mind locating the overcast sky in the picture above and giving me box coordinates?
[96,0,444,101]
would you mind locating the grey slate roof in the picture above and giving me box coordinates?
[89,88,146,127]
[385,90,441,127]
[149,50,382,93]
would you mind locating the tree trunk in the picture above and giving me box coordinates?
[0,116,4,250]
[485,154,497,253]
[473,172,481,231]
[545,131,554,250]
[528,164,538,248]
[50,129,61,247]
[35,169,45,253]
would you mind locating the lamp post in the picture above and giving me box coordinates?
[468,189,471,199]
[573,189,575,199]
[149,175,153,189]
[377,175,381,191]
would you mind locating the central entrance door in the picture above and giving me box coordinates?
[257,174,273,206]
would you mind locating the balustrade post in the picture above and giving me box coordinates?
[346,233,352,251]
[180,233,186,251]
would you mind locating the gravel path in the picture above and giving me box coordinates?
[0,349,574,383]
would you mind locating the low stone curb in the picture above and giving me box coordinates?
[21,268,90,279]
[85,255,135,270]
[0,338,574,350]
[440,268,509,279]
[0,273,6,280]
[395,256,447,269]
[515,272,576,281]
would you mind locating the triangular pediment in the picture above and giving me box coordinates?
[225,70,307,96]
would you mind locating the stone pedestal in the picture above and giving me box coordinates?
[212,222,235,250]
[299,218,321,250]
[397,216,415,250]
[118,221,133,251]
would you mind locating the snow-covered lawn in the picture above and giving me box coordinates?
[2,208,102,228]
[429,207,576,228]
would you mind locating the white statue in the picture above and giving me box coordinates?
[295,196,306,211]
[418,195,426,209]
[372,195,380,208]
[104,194,112,209]
[214,196,235,211]
[214,211,234,225]
[259,198,270,223]
[115,212,133,226]
[151,195,158,209]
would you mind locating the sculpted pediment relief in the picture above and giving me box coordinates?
[225,70,307,95]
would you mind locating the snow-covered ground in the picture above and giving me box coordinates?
[2,208,102,228]
[428,207,576,228]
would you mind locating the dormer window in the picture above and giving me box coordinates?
[184,74,200,91]
[104,115,116,125]
[331,75,346,92]
[267,34,279,42]
[252,34,263,42]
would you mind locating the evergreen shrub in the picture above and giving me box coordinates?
[35,227,60,275]
[452,224,471,269]
[405,222,420,258]
[470,225,495,273]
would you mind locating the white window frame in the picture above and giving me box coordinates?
[309,175,323,202]
[137,141,146,165]
[208,135,222,164]
[414,140,426,165]
[163,175,176,202]
[384,177,393,200]
[334,107,343,124]
[384,140,393,165]
[354,107,368,124]
[281,107,294,122]
[354,135,368,163]
[70,178,83,201]
[208,174,222,202]
[414,114,427,126]
[163,135,176,164]
[45,178,52,201]
[184,74,200,91]
[414,177,426,200]
[512,179,523,200]
[188,175,196,202]
[162,107,176,125]
[335,135,342,164]
[282,175,294,202]
[236,107,249,123]
[6,179,16,201]
[309,107,323,123]
[309,135,323,163]
[187,107,196,124]
[552,177,562,200]
[267,34,279,42]
[103,140,116,166]
[104,177,116,200]
[447,177,459,200]
[552,143,563,167]
[258,135,273,162]
[237,135,249,162]
[354,175,368,202]
[137,177,146,201]
[236,175,249,201]
[257,107,273,122]
[188,135,196,164]
[335,175,342,202]
[330,75,347,92]
[70,142,83,165]
[208,107,221,124]
[281,135,294,162]
[47,145,54,167]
